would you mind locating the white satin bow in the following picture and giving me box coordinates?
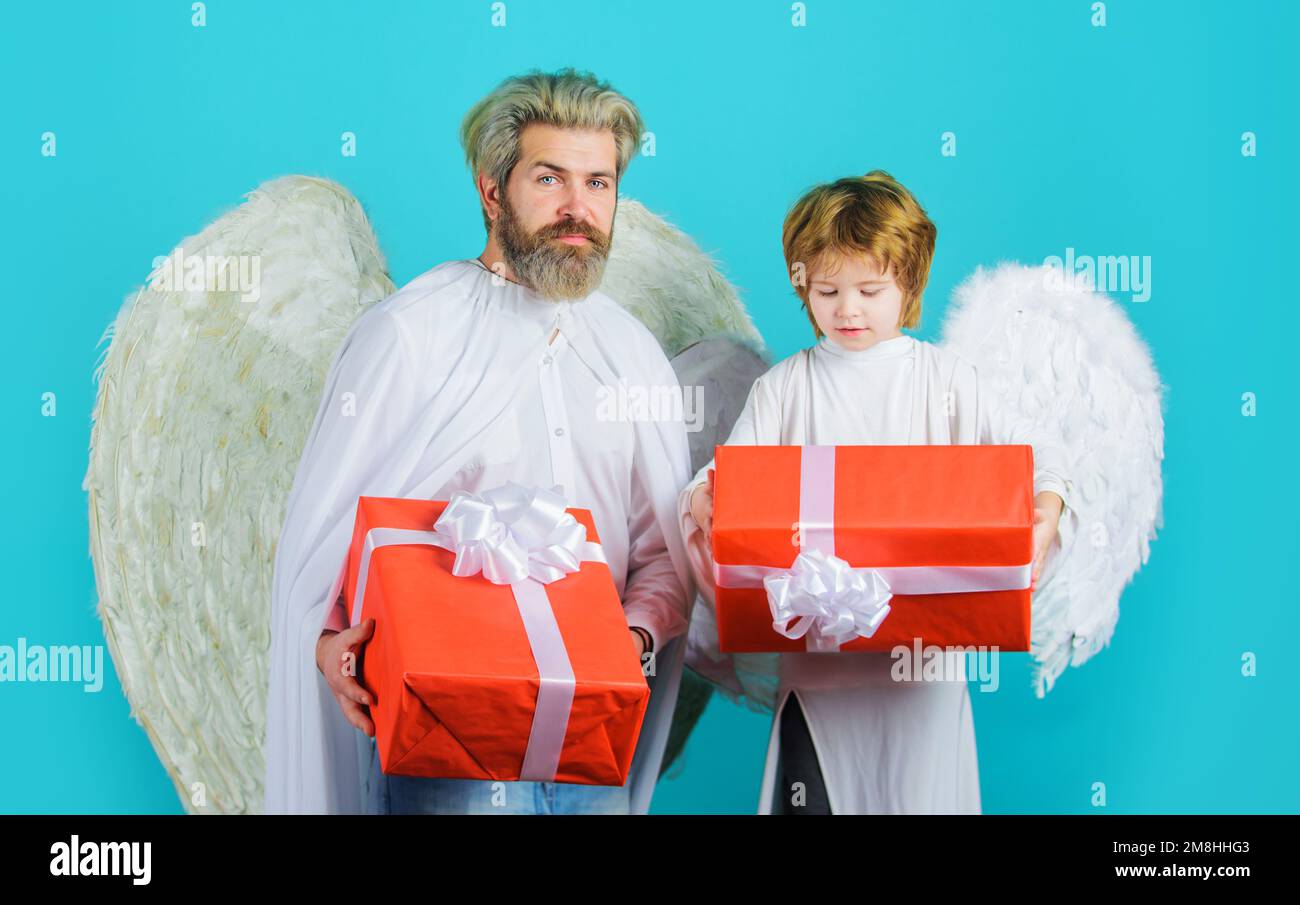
[763,549,894,651]
[431,483,589,585]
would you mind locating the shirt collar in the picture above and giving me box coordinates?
[815,332,915,361]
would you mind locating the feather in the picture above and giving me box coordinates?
[667,336,769,474]
[939,262,1165,697]
[84,176,396,813]
[601,198,760,356]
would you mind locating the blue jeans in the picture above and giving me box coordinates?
[369,746,630,814]
[383,775,630,814]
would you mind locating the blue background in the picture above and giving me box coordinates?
[2,0,1295,814]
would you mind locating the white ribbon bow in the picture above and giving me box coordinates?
[432,482,589,585]
[763,549,894,652]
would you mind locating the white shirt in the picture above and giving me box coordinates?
[323,260,688,652]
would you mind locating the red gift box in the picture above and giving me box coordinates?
[711,445,1034,652]
[342,491,650,784]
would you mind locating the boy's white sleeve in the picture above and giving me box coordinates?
[677,373,782,605]
[677,373,784,705]
[677,373,780,545]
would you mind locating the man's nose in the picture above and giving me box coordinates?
[556,184,592,224]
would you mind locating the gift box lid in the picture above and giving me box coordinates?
[713,444,1034,568]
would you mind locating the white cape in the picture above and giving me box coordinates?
[264,260,696,814]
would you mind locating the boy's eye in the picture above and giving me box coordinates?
[861,289,881,297]
[817,289,837,297]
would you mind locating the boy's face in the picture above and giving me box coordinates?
[806,254,905,351]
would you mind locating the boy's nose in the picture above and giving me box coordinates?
[835,298,861,318]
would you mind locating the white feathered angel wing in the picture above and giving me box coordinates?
[84,176,395,813]
[85,177,761,812]
[667,336,769,473]
[600,198,760,357]
[938,262,1165,697]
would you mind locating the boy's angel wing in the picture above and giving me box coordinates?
[85,177,763,812]
[938,262,1165,696]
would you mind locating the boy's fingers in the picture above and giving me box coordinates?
[1032,547,1047,584]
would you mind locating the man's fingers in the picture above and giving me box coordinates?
[340,617,375,645]
[321,640,375,705]
[339,697,375,737]
[335,672,373,707]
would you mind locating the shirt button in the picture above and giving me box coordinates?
[542,355,553,366]
[554,427,565,437]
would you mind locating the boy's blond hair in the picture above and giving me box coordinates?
[782,170,937,336]
[460,68,645,233]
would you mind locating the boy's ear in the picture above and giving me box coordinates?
[789,261,807,290]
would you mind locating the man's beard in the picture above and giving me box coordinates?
[495,195,613,301]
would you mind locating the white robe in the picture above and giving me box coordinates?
[678,332,1076,814]
[264,259,696,814]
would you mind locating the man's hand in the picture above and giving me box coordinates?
[316,618,377,737]
[1030,491,1065,589]
[688,468,716,546]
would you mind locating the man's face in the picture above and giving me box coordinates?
[493,122,618,300]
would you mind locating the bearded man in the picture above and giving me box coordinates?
[263,68,695,815]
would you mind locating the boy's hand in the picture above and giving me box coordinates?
[316,618,377,737]
[688,468,716,546]
[1030,491,1065,590]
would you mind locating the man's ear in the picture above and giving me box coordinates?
[475,171,502,225]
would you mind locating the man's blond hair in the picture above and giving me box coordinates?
[460,68,644,232]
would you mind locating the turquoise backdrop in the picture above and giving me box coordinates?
[2,0,1295,813]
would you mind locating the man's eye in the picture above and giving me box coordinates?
[539,175,558,185]
[588,179,607,190]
